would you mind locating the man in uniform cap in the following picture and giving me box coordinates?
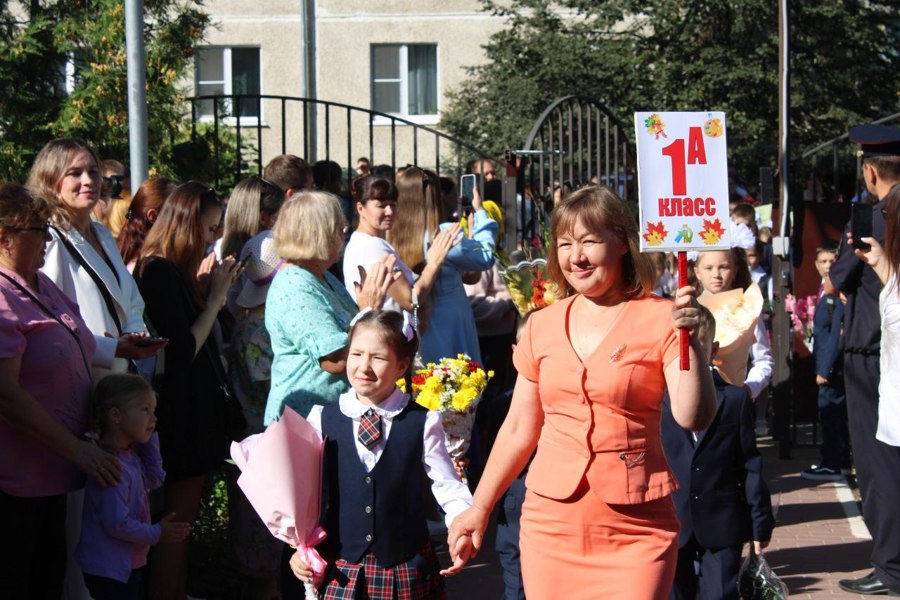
[826,123,900,596]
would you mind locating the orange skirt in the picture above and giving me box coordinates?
[519,477,678,600]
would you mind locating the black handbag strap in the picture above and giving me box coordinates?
[0,270,93,382]
[50,224,123,335]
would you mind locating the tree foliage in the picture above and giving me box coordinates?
[441,0,899,193]
[0,0,209,180]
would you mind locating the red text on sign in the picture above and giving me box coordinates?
[658,197,717,217]
[661,127,708,196]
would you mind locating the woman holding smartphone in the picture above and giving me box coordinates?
[134,182,242,600]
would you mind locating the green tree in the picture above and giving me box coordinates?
[441,0,899,193]
[0,0,208,180]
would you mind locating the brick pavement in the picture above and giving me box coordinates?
[437,438,881,599]
[759,439,876,600]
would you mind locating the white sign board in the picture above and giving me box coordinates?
[634,112,731,252]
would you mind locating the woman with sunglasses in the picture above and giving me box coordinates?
[134,181,242,599]
[0,183,122,599]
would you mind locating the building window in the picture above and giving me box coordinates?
[195,47,261,122]
[371,44,437,122]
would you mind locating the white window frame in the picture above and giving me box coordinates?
[195,46,263,127]
[371,44,439,126]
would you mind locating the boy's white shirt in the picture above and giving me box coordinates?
[306,387,473,527]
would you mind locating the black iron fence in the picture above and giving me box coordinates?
[801,111,900,203]
[187,94,498,194]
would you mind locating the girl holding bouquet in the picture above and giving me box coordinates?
[289,309,474,598]
[693,226,774,433]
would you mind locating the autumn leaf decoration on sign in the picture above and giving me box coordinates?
[699,218,727,245]
[643,221,669,246]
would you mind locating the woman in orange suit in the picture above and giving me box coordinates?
[443,186,717,599]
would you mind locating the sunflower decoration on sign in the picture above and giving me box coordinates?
[699,218,727,245]
[643,221,669,246]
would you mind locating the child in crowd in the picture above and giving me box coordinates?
[289,309,474,598]
[661,306,775,600]
[802,242,852,481]
[76,374,191,600]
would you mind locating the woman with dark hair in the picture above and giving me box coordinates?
[117,177,177,272]
[343,175,457,318]
[388,167,497,364]
[0,183,119,599]
[447,186,716,598]
[135,181,242,599]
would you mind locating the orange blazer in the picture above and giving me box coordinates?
[513,294,680,505]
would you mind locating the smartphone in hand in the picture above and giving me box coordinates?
[851,204,873,251]
[460,174,477,213]
[135,336,168,347]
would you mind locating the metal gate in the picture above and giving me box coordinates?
[509,96,636,249]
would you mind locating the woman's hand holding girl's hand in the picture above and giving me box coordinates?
[158,512,192,543]
[208,255,241,308]
[356,254,401,309]
[73,439,122,486]
[427,223,462,269]
[671,285,701,333]
[441,533,476,577]
[289,549,314,583]
[443,504,489,576]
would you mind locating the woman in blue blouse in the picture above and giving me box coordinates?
[389,168,498,364]
[264,191,419,424]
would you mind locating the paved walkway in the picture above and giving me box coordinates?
[439,437,880,599]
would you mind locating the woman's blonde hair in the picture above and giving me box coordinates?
[220,175,285,259]
[25,138,101,229]
[274,191,346,261]
[388,167,441,271]
[0,183,51,230]
[547,185,655,299]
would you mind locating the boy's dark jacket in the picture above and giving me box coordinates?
[814,292,844,379]
[661,369,775,549]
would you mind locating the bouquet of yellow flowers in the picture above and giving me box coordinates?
[405,354,493,462]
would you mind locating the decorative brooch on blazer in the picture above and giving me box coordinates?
[609,344,626,364]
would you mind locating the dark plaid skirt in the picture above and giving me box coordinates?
[319,542,446,600]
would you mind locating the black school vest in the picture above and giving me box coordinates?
[320,401,429,567]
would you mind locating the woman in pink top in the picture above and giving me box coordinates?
[0,183,119,599]
[446,186,717,599]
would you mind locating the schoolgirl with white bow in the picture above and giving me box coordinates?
[290,309,475,599]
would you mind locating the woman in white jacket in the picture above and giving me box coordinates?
[27,139,164,379]
[26,138,164,600]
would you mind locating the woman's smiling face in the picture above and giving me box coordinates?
[555,217,628,299]
[56,149,101,216]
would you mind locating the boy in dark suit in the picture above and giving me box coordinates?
[801,242,852,481]
[662,305,775,600]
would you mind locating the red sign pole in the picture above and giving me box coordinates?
[679,251,690,371]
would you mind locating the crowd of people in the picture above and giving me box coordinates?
[1,123,898,600]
